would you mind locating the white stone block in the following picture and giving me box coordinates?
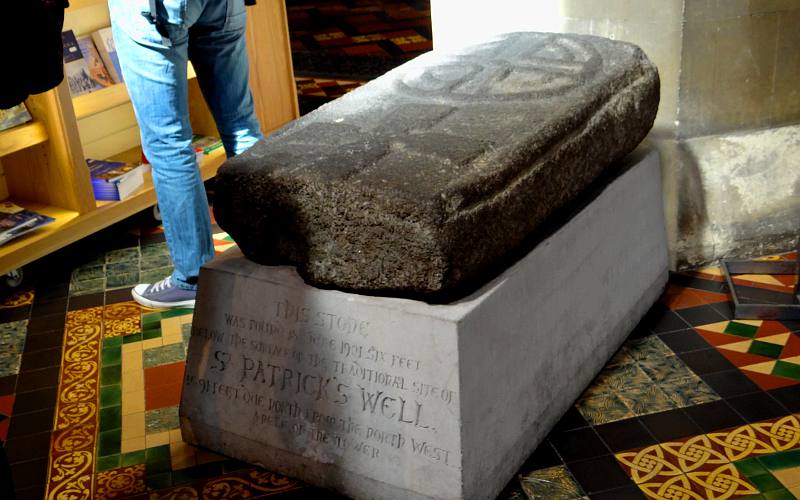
[180,149,668,500]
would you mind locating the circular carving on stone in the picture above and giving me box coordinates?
[397,33,602,102]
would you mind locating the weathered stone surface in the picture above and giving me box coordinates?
[214,32,660,298]
[182,151,668,500]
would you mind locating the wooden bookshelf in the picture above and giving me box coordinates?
[67,0,107,10]
[0,122,48,157]
[0,2,298,279]
[0,201,81,273]
[73,64,198,120]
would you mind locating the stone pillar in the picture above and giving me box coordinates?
[432,0,800,268]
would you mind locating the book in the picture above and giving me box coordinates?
[0,104,32,132]
[192,135,224,155]
[91,28,124,84]
[62,30,103,97]
[86,159,146,201]
[0,202,55,247]
[77,36,114,88]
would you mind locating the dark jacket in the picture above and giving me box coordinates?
[1,0,68,109]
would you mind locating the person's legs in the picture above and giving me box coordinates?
[110,0,214,307]
[188,0,264,156]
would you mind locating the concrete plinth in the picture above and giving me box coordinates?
[180,150,668,500]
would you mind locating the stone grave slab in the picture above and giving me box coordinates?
[180,150,668,500]
[213,31,660,299]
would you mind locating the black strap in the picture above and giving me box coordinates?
[141,0,172,46]
[245,0,256,5]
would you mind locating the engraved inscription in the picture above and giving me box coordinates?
[184,299,460,472]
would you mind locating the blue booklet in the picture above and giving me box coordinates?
[0,202,55,246]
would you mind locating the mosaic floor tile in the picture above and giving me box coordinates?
[694,320,800,390]
[576,335,720,425]
[0,289,34,308]
[0,5,796,494]
[616,414,800,499]
[518,465,586,499]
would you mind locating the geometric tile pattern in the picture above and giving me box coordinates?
[576,336,720,425]
[3,2,799,496]
[69,232,236,297]
[517,465,587,499]
[70,243,174,296]
[696,320,800,390]
[0,320,28,378]
[296,76,365,98]
[288,1,431,59]
[42,301,305,499]
[616,413,800,499]
[45,306,103,499]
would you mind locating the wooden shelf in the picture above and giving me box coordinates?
[67,0,107,10]
[0,2,297,279]
[0,201,81,273]
[0,148,225,276]
[0,121,48,157]
[73,64,198,120]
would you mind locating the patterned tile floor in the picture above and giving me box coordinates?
[1,205,798,499]
[288,0,432,113]
[5,3,800,496]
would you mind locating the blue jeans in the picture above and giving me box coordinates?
[110,0,263,290]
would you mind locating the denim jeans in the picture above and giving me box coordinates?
[109,0,263,290]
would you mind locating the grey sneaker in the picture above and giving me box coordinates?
[132,276,196,308]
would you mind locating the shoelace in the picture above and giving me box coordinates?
[148,276,172,293]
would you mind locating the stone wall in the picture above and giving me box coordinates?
[431,0,800,268]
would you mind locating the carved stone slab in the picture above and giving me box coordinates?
[181,151,668,500]
[214,31,659,298]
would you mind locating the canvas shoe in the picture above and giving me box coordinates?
[132,276,196,308]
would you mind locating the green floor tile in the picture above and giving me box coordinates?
[141,243,169,258]
[750,473,784,492]
[106,272,140,289]
[123,332,143,344]
[725,321,759,338]
[737,457,769,477]
[760,449,800,471]
[142,327,163,340]
[97,428,121,457]
[159,308,193,320]
[145,406,180,434]
[70,278,105,295]
[145,471,172,490]
[143,343,185,368]
[99,405,122,432]
[101,365,122,387]
[763,489,795,500]
[96,454,121,472]
[749,340,784,359]
[72,265,105,282]
[101,346,122,366]
[100,384,122,408]
[105,247,139,264]
[772,361,800,381]
[121,450,147,467]
[103,336,123,349]
[141,254,172,271]
[140,266,174,286]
